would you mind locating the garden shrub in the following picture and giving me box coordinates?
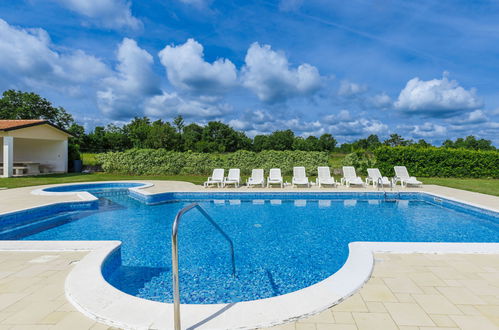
[373,146,499,178]
[97,149,329,176]
[341,150,376,176]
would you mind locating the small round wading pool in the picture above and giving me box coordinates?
[10,186,499,305]
[41,182,147,193]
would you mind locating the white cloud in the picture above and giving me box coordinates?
[97,38,160,119]
[331,118,388,137]
[409,122,447,137]
[324,109,352,124]
[144,91,231,118]
[241,42,322,103]
[394,73,482,117]
[0,19,107,91]
[158,38,237,95]
[370,92,392,109]
[451,109,488,125]
[53,0,141,30]
[338,80,367,97]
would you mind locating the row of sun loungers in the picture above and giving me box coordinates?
[204,166,422,188]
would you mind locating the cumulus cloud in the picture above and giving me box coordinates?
[451,109,488,125]
[323,109,352,124]
[241,42,322,103]
[53,0,141,30]
[370,92,393,109]
[394,73,482,117]
[97,38,160,119]
[158,39,237,95]
[144,91,231,118]
[338,80,367,97]
[398,122,447,138]
[0,18,107,91]
[332,118,388,137]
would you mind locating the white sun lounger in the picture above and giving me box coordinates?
[246,169,265,187]
[292,166,310,187]
[316,166,337,187]
[341,166,364,187]
[204,168,224,188]
[366,168,392,188]
[267,168,283,188]
[224,168,240,188]
[394,166,422,187]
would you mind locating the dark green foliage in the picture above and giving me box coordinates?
[374,146,499,178]
[97,150,329,176]
[0,90,74,128]
[442,136,495,151]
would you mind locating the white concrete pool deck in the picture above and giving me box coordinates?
[0,181,498,329]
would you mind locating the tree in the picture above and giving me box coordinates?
[0,90,74,128]
[415,139,432,148]
[441,136,495,151]
[319,133,337,151]
[124,117,151,148]
[173,115,185,134]
[145,120,177,149]
[183,123,203,151]
[292,137,308,151]
[267,129,295,150]
[103,124,131,151]
[68,123,85,147]
[253,135,270,151]
[201,121,244,152]
[384,133,412,147]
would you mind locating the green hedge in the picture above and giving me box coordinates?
[97,149,329,176]
[374,146,499,178]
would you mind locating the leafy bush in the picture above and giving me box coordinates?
[341,151,376,176]
[97,149,329,176]
[374,146,499,178]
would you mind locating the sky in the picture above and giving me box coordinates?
[0,0,498,145]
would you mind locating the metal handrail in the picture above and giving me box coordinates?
[171,203,236,330]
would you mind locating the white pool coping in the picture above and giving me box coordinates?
[0,182,497,329]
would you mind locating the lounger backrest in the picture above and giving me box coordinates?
[318,166,331,179]
[367,168,382,180]
[342,166,357,179]
[212,168,224,180]
[227,168,240,180]
[394,166,410,178]
[269,168,282,179]
[251,169,264,181]
[293,166,306,178]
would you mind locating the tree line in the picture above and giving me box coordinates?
[0,90,496,155]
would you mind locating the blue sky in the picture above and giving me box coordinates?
[0,0,498,144]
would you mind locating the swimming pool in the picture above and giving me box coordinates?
[3,185,498,305]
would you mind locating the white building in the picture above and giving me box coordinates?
[0,120,72,177]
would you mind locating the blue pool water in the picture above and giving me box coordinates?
[3,189,498,304]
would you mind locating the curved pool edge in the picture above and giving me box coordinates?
[65,241,499,330]
[1,241,499,329]
[30,181,154,197]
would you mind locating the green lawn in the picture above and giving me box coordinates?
[0,173,206,189]
[421,177,499,197]
[0,173,498,196]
